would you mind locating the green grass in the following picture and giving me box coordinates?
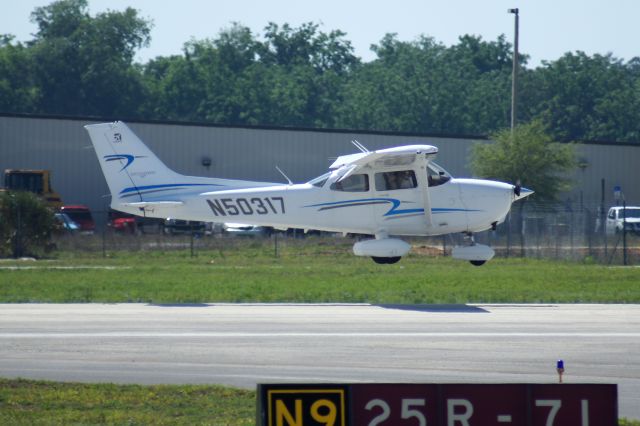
[0,238,638,303]
[1,379,638,425]
[0,379,254,425]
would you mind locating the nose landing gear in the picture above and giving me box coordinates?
[452,232,495,266]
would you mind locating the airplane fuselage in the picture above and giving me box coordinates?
[122,176,514,237]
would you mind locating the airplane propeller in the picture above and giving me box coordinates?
[514,179,522,197]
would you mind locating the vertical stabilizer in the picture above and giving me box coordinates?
[86,121,278,213]
[85,121,185,204]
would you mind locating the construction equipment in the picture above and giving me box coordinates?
[3,169,63,209]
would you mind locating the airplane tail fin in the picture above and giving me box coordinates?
[85,121,221,208]
[86,121,277,213]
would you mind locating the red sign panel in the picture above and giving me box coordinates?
[258,383,617,426]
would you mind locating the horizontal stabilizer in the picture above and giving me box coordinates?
[122,201,184,209]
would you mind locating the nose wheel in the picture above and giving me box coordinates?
[451,232,494,266]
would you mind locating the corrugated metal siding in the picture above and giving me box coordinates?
[571,144,640,206]
[1,115,639,226]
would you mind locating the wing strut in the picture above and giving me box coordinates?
[415,151,434,228]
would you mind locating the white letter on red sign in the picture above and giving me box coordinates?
[447,399,474,426]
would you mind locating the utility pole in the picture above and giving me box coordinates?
[508,8,519,137]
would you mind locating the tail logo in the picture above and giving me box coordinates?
[104,154,146,171]
[113,133,122,143]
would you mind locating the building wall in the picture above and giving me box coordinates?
[1,114,639,226]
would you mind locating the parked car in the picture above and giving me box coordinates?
[136,217,165,234]
[223,223,272,236]
[163,218,206,235]
[53,212,80,233]
[59,205,95,234]
[107,209,137,233]
[605,206,640,235]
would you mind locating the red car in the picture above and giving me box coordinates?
[59,205,95,234]
[108,209,137,233]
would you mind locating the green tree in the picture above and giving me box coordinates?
[0,191,55,258]
[142,22,358,127]
[337,34,516,135]
[29,0,151,116]
[528,52,640,142]
[470,120,576,201]
[259,22,358,73]
[0,35,38,112]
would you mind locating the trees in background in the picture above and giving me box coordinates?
[470,120,576,202]
[336,34,516,134]
[4,0,151,117]
[141,22,358,127]
[1,0,639,143]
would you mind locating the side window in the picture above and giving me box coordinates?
[608,210,616,219]
[375,170,417,191]
[330,174,369,192]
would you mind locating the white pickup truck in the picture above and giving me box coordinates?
[606,206,640,235]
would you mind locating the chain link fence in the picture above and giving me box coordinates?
[468,201,639,265]
[50,204,639,265]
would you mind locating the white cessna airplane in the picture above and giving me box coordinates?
[85,121,532,265]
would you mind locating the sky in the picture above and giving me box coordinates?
[2,0,638,68]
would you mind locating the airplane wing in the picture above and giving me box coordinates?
[330,145,438,170]
[331,144,438,227]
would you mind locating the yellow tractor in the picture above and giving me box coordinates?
[3,169,63,209]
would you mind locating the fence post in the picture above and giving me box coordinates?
[442,235,447,257]
[506,212,511,258]
[274,232,279,258]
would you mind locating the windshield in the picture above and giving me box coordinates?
[427,162,452,187]
[307,172,331,187]
[428,162,451,178]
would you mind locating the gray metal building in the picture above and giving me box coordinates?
[1,113,638,225]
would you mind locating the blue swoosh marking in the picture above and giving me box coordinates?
[104,154,137,171]
[119,183,220,195]
[305,199,482,217]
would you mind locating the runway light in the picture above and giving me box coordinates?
[556,359,565,383]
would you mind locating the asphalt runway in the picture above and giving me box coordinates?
[0,303,639,419]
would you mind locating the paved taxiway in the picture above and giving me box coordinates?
[0,303,639,419]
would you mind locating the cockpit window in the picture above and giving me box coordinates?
[308,172,331,188]
[375,170,417,191]
[427,163,451,187]
[330,174,369,192]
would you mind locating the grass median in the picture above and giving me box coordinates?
[1,379,639,425]
[0,237,638,303]
[0,379,254,425]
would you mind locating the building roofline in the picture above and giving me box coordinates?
[1,111,639,147]
[0,112,488,141]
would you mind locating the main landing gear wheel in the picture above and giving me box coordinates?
[372,256,402,264]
